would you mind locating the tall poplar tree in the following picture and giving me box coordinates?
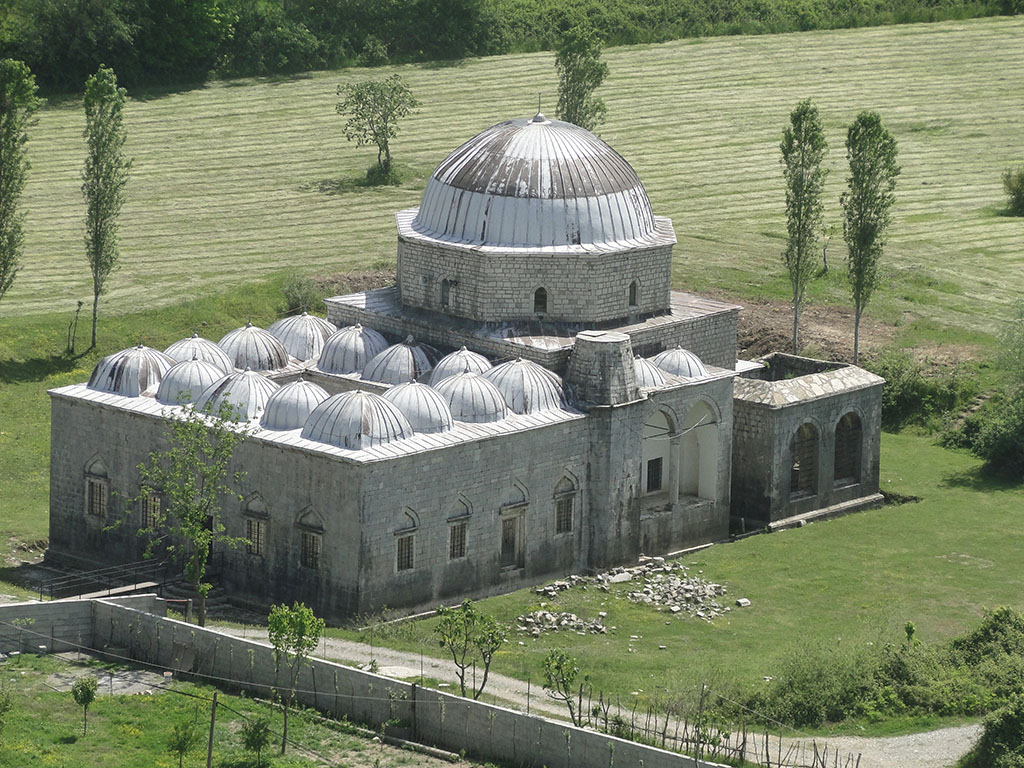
[780,98,828,354]
[82,65,132,349]
[554,24,608,132]
[842,110,899,364]
[0,59,40,306]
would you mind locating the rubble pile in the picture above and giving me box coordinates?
[622,558,729,621]
[516,610,607,637]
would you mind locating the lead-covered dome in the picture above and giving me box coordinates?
[432,371,509,423]
[218,322,290,371]
[429,346,492,385]
[164,333,234,373]
[634,355,667,389]
[482,358,564,414]
[651,346,709,379]
[260,379,330,430]
[87,345,176,397]
[268,313,336,362]
[156,358,227,405]
[301,391,414,450]
[412,115,657,249]
[362,336,438,385]
[382,381,454,434]
[317,324,389,375]
[194,368,280,421]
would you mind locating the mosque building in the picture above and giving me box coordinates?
[46,114,884,620]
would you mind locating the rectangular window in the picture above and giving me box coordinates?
[646,457,663,494]
[300,531,321,570]
[449,522,467,560]
[500,514,524,569]
[141,492,160,528]
[397,534,415,571]
[555,496,573,534]
[87,478,107,517]
[246,518,266,557]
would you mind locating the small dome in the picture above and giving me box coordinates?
[651,346,709,379]
[194,368,280,421]
[156,359,227,405]
[218,322,289,371]
[382,381,454,433]
[268,313,336,362]
[429,346,492,385]
[482,358,564,414]
[432,371,508,423]
[634,355,667,389]
[164,333,234,373]
[362,336,438,385]
[301,391,414,450]
[87,345,176,397]
[260,379,330,430]
[317,324,389,374]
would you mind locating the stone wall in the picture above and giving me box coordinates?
[0,595,163,654]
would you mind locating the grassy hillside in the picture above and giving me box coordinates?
[4,16,1022,344]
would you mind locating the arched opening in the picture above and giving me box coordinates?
[553,476,576,534]
[790,423,820,497]
[533,287,548,314]
[84,456,109,518]
[834,412,862,486]
[642,410,672,495]
[441,279,452,308]
[628,281,638,307]
[680,401,718,500]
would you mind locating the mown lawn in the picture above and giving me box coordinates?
[331,431,1024,734]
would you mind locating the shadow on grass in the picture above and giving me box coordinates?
[940,465,1022,492]
[57,735,78,745]
[302,164,424,196]
[0,351,89,385]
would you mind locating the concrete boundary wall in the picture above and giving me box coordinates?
[0,595,162,654]
[78,598,721,768]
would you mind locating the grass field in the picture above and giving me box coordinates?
[329,431,1024,735]
[2,16,1021,342]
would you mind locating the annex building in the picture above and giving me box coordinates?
[47,114,884,621]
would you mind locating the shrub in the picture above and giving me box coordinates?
[959,695,1024,768]
[864,349,977,430]
[947,391,1024,479]
[1003,166,1024,216]
[282,274,325,315]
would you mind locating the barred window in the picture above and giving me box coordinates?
[141,492,160,528]
[646,457,663,494]
[247,518,266,557]
[301,531,321,570]
[449,522,467,560]
[397,535,414,571]
[555,496,574,534]
[87,478,108,517]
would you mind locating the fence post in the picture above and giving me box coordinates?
[410,682,418,741]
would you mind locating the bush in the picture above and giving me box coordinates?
[281,274,325,315]
[946,391,1024,479]
[1003,166,1024,216]
[863,349,978,430]
[218,1,326,78]
[959,695,1024,768]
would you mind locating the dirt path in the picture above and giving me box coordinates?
[216,626,980,768]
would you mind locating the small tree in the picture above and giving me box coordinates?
[780,98,828,354]
[434,600,507,699]
[0,59,40,307]
[268,601,325,754]
[543,649,587,726]
[71,676,98,735]
[82,64,133,349]
[841,110,899,364]
[167,717,200,768]
[132,400,251,627]
[554,24,608,132]
[242,715,272,767]
[336,74,418,178]
[1002,165,1024,216]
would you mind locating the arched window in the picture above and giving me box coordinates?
[441,279,452,308]
[628,281,638,307]
[84,456,109,518]
[680,401,718,500]
[834,412,862,486]
[534,287,548,314]
[790,423,819,497]
[553,476,576,534]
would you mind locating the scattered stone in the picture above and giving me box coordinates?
[515,610,607,636]
[658,645,667,650]
[735,598,751,608]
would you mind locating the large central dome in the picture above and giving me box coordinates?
[411,115,657,249]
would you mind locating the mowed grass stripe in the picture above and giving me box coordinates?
[6,16,1023,332]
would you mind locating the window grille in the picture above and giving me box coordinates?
[87,478,107,517]
[247,518,266,556]
[449,522,467,560]
[646,457,663,494]
[141,492,160,528]
[555,496,573,534]
[397,534,414,571]
[301,531,321,569]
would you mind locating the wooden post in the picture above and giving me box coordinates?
[206,692,218,768]
[410,683,418,740]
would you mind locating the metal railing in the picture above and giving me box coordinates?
[38,559,173,601]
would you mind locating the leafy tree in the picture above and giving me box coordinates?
[434,600,507,699]
[71,676,97,735]
[841,110,899,364]
[542,648,587,726]
[336,74,418,178]
[554,23,608,132]
[0,59,40,307]
[167,717,200,768]
[1002,165,1024,216]
[132,400,251,627]
[779,98,827,354]
[241,714,272,767]
[268,601,325,754]
[82,64,132,349]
